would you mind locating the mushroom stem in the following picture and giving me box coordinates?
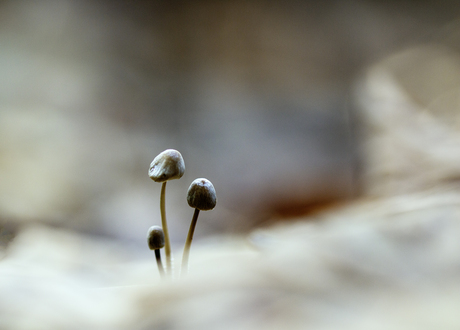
[181,208,200,277]
[160,181,172,275]
[155,249,165,279]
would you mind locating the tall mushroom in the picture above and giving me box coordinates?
[149,149,185,275]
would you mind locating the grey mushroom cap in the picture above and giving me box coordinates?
[149,149,185,182]
[187,178,217,211]
[147,225,165,250]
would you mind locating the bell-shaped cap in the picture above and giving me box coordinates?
[187,178,217,211]
[149,149,185,182]
[147,225,165,250]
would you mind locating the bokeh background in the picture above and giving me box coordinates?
[4,0,460,328]
[2,0,460,253]
[0,0,365,249]
[2,0,460,270]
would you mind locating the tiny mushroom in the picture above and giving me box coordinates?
[147,225,166,279]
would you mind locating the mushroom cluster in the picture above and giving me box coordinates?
[147,149,216,279]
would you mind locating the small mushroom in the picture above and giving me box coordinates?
[147,225,166,279]
[181,178,217,276]
[149,149,185,276]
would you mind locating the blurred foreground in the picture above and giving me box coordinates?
[2,1,460,329]
[4,189,460,329]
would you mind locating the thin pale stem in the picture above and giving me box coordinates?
[155,249,165,279]
[160,182,172,275]
[181,208,200,277]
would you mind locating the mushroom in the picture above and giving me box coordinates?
[181,178,217,276]
[147,225,166,279]
[149,149,185,275]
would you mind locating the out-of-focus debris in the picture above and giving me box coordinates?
[355,45,460,196]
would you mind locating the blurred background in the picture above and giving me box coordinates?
[4,1,460,329]
[2,0,460,256]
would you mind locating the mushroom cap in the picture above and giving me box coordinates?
[147,225,165,250]
[149,149,185,182]
[187,178,217,211]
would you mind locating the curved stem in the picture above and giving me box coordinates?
[181,208,200,277]
[155,249,165,279]
[160,182,172,275]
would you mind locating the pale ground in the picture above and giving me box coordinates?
[3,187,460,329]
